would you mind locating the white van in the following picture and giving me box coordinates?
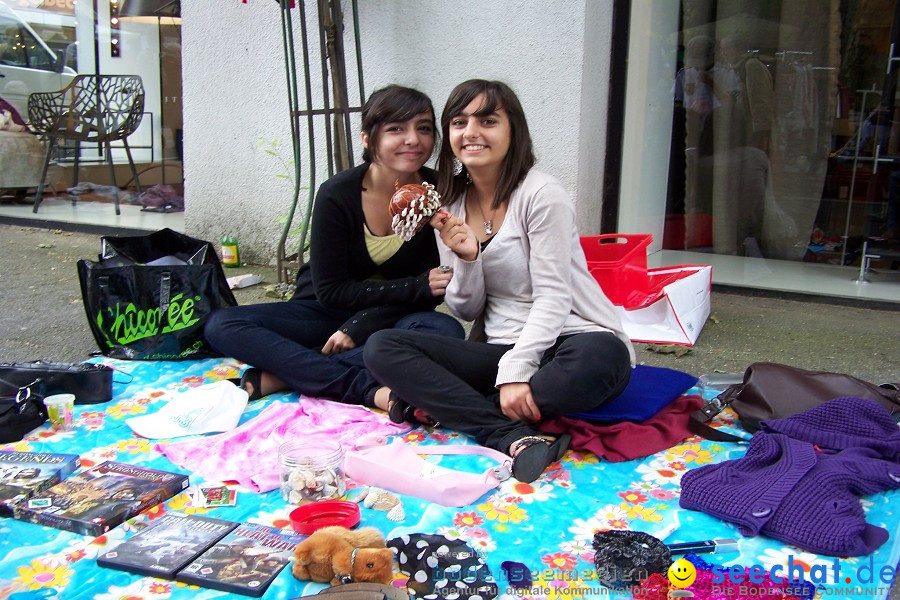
[0,1,76,121]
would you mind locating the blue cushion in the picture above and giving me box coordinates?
[566,364,698,423]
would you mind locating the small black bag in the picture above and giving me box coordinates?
[0,380,47,444]
[0,361,114,405]
[77,228,237,360]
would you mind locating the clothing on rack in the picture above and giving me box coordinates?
[774,51,821,163]
[738,55,775,142]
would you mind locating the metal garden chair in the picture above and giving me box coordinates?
[28,74,145,215]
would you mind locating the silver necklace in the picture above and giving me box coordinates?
[475,201,497,236]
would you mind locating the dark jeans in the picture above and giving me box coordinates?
[364,329,631,453]
[204,299,464,406]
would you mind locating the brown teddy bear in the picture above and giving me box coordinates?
[292,526,394,585]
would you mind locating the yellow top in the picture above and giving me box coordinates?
[364,224,403,266]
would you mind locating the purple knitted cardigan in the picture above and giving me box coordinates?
[680,397,900,556]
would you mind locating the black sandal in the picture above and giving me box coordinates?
[228,368,263,401]
[386,392,409,424]
[510,434,571,483]
[387,392,439,427]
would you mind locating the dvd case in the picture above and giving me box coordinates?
[0,450,80,517]
[13,461,189,536]
[98,512,238,578]
[176,522,304,597]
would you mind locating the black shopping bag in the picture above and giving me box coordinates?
[77,229,237,360]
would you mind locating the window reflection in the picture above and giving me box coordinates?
[0,0,182,206]
[0,20,27,66]
[665,0,899,269]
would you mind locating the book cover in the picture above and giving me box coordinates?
[97,512,238,578]
[176,522,304,597]
[13,461,189,536]
[0,450,80,517]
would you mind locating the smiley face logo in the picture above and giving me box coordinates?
[667,558,697,588]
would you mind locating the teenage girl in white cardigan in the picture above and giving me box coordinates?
[364,80,635,483]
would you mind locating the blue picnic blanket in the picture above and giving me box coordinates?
[0,357,898,599]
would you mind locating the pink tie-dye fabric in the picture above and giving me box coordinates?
[157,399,410,492]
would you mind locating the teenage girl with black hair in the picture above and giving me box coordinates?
[205,85,464,410]
[364,80,634,482]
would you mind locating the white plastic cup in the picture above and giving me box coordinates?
[43,394,75,431]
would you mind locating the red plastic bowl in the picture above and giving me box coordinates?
[289,500,360,535]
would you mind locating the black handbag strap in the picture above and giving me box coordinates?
[688,384,750,443]
[1,379,45,407]
[109,365,134,385]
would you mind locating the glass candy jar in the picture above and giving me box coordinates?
[278,439,345,505]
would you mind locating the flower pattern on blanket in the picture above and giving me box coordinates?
[0,357,896,600]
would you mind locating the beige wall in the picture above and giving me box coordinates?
[182,1,614,265]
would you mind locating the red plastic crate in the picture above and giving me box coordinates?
[580,234,652,308]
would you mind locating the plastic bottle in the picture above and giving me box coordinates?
[221,233,240,268]
[697,373,743,396]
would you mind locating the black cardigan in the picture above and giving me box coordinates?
[293,163,443,344]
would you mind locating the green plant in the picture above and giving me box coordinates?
[257,137,295,183]
[257,137,311,257]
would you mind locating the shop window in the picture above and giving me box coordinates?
[658,0,900,266]
[1,0,182,204]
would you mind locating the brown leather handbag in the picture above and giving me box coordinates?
[690,362,900,442]
[314,583,409,600]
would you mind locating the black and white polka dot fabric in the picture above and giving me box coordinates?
[388,534,499,600]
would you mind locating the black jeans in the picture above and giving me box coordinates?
[204,299,464,406]
[364,329,631,453]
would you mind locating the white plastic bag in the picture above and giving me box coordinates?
[614,265,712,346]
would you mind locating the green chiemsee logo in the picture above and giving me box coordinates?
[97,293,202,345]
